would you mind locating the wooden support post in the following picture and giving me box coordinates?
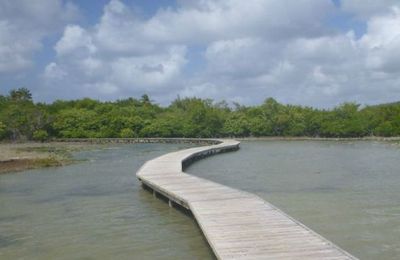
[168,200,172,208]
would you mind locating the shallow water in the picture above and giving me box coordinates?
[0,144,214,260]
[2,141,399,259]
[187,140,400,260]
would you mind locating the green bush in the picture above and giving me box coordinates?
[120,128,135,138]
[33,130,49,142]
[1,87,400,140]
[0,121,6,140]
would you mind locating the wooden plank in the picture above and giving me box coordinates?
[136,139,357,260]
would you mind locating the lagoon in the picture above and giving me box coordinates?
[1,141,399,259]
[187,140,400,260]
[0,143,214,259]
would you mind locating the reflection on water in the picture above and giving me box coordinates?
[187,141,400,260]
[0,143,215,260]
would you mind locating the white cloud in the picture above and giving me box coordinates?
[79,57,104,78]
[91,0,334,54]
[94,0,156,54]
[144,0,333,43]
[44,62,67,80]
[109,46,187,89]
[341,0,400,18]
[360,7,400,73]
[0,0,79,73]
[43,0,191,101]
[55,25,96,56]
[205,38,279,78]
[0,21,37,72]
[83,82,119,95]
[37,0,400,107]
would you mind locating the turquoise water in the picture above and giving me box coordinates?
[0,144,214,260]
[187,141,400,260]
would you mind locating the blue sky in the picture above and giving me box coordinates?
[1,0,400,107]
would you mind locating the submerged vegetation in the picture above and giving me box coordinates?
[0,142,103,173]
[1,88,400,141]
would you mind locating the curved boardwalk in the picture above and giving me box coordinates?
[136,139,357,259]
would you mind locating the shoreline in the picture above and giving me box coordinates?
[1,137,399,174]
[0,142,107,174]
[53,136,400,143]
[0,138,220,174]
[236,136,400,141]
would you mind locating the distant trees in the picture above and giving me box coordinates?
[1,88,400,141]
[53,108,98,138]
[223,113,250,137]
[0,121,6,139]
[318,103,365,137]
[364,103,400,136]
[0,88,50,140]
[9,87,32,101]
[119,128,135,138]
[33,130,49,142]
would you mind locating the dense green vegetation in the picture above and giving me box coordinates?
[1,88,400,141]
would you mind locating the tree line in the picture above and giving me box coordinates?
[1,88,399,141]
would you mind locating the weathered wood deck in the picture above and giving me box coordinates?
[136,139,357,259]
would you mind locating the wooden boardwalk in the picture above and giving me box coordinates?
[136,139,357,259]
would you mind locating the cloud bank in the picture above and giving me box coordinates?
[2,0,400,107]
[0,0,79,72]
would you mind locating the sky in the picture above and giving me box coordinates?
[1,0,400,107]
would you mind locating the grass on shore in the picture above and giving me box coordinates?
[0,142,104,174]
